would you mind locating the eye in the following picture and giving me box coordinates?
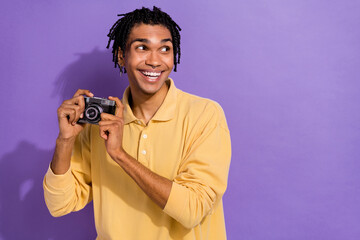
[136,45,146,50]
[160,46,170,52]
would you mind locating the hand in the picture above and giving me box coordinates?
[57,89,94,140]
[98,96,125,159]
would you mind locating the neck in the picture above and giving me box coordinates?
[129,81,169,124]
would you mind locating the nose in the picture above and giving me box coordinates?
[145,51,161,68]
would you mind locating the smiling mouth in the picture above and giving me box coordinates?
[140,70,162,81]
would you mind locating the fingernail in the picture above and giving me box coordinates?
[80,113,83,118]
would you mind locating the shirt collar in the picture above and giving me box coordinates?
[122,78,178,125]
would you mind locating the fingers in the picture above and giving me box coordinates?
[72,95,85,119]
[63,99,83,121]
[73,89,94,98]
[72,89,93,118]
[99,126,109,140]
[99,115,123,128]
[98,121,121,140]
[58,104,83,125]
[58,106,74,123]
[63,89,92,121]
[108,96,124,118]
[99,113,123,139]
[100,112,120,121]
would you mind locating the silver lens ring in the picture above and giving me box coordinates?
[85,106,100,121]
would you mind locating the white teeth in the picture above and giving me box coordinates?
[141,71,161,77]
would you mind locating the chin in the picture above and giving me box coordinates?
[129,72,170,96]
[139,84,164,96]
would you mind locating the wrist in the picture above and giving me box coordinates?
[112,148,128,164]
[51,136,75,175]
[56,135,76,145]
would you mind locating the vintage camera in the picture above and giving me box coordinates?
[78,96,116,124]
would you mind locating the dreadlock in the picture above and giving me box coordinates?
[106,6,182,73]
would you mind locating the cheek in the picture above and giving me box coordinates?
[125,48,142,62]
[167,61,174,69]
[163,54,174,68]
[124,55,143,69]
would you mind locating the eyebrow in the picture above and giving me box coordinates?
[129,38,172,46]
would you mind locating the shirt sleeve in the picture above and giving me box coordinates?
[163,102,231,229]
[43,125,93,217]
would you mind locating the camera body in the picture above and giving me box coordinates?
[78,96,116,124]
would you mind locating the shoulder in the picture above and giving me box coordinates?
[176,89,223,112]
[176,90,229,131]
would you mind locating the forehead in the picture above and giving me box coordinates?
[127,23,172,43]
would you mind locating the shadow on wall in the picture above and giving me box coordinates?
[54,47,128,100]
[0,142,97,240]
[0,48,128,239]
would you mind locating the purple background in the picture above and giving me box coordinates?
[1,0,360,239]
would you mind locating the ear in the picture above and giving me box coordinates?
[117,47,125,67]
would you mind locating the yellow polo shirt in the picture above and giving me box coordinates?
[44,79,231,240]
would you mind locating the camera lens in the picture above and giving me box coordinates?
[85,106,101,121]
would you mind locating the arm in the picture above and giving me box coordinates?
[99,97,171,208]
[51,89,94,174]
[100,99,231,228]
[43,89,94,217]
[163,118,231,228]
[112,151,172,209]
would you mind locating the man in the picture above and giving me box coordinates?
[43,6,231,240]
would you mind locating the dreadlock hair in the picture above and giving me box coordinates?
[106,6,182,73]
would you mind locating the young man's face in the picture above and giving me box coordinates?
[119,23,174,97]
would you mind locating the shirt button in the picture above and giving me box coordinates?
[137,120,141,125]
[143,134,148,139]
[141,150,147,155]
